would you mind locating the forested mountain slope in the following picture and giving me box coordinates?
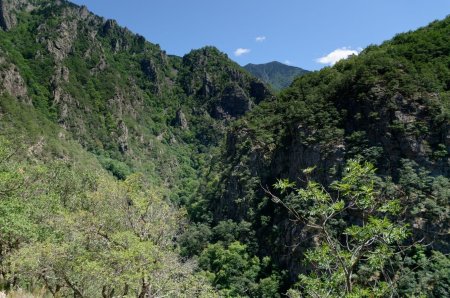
[244,61,309,91]
[0,0,271,200]
[191,16,450,296]
[0,0,271,296]
[0,0,449,296]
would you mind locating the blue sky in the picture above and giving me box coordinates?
[71,0,449,70]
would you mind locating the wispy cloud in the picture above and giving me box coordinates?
[284,60,292,65]
[316,47,360,66]
[255,36,266,42]
[234,48,251,57]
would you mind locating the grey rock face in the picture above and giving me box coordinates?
[79,5,89,19]
[0,0,14,30]
[0,0,36,31]
[211,84,252,119]
[250,81,271,103]
[118,120,129,154]
[0,57,29,104]
[141,59,158,82]
[102,19,117,35]
[51,66,69,105]
[91,55,107,73]
[0,0,18,30]
[107,88,141,120]
[175,109,188,130]
[198,74,214,98]
[45,20,78,62]
[101,19,132,53]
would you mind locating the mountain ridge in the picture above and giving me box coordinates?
[0,0,272,182]
[244,61,309,90]
[0,0,448,296]
[205,15,450,289]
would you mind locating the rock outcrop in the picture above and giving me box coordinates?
[117,119,129,154]
[141,58,158,82]
[0,0,274,215]
[43,20,78,62]
[0,0,14,30]
[0,57,29,104]
[211,84,253,119]
[0,0,19,30]
[205,16,450,284]
[174,109,188,129]
[0,0,37,31]
[180,47,272,120]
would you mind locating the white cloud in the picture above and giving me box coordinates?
[284,60,292,65]
[255,36,266,42]
[234,48,251,57]
[316,47,360,66]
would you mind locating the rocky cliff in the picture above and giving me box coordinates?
[205,16,450,281]
[0,1,448,294]
[0,0,271,195]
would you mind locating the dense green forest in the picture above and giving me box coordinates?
[244,61,309,91]
[0,0,448,297]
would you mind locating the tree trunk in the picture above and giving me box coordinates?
[345,272,352,293]
[138,277,149,298]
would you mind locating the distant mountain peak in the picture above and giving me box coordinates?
[244,61,309,91]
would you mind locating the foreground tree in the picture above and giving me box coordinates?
[0,137,217,297]
[10,173,217,297]
[265,160,410,297]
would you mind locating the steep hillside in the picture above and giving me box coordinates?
[0,0,271,201]
[244,61,309,90]
[0,0,449,296]
[196,16,450,294]
[0,0,274,296]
